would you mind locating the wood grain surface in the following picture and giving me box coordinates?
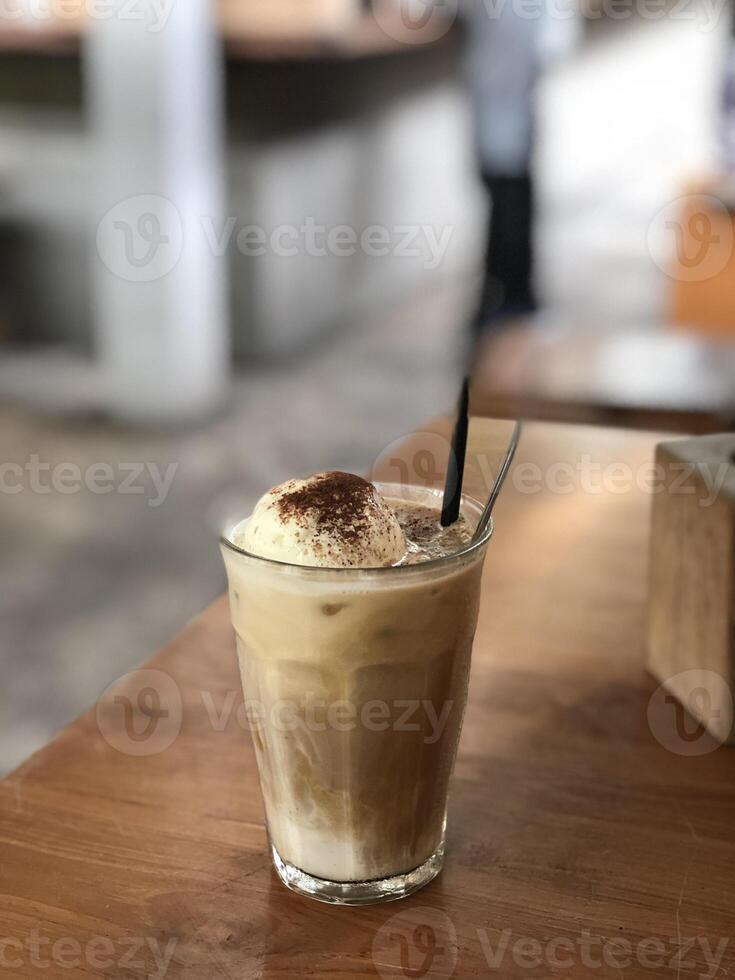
[1,420,734,980]
[470,323,735,434]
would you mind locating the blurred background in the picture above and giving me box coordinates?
[2,0,735,774]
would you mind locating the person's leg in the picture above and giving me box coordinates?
[474,173,535,330]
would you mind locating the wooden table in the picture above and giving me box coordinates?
[2,421,734,979]
[472,323,735,434]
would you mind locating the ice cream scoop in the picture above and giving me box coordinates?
[231,471,406,568]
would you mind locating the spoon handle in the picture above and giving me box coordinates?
[471,420,523,544]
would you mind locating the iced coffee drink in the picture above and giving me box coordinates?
[221,472,491,905]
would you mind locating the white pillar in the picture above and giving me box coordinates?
[86,0,229,425]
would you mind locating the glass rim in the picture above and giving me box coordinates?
[219,482,493,578]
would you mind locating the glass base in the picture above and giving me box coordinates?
[270,838,445,906]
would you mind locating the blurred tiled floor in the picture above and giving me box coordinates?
[0,284,468,774]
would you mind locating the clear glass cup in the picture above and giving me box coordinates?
[220,483,492,905]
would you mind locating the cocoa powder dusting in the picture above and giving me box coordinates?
[276,472,379,547]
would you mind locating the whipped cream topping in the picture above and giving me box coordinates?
[232,472,407,568]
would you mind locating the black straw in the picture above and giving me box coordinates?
[440,378,470,527]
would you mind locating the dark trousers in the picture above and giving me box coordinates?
[475,173,535,330]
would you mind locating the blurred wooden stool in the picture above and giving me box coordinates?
[471,321,735,434]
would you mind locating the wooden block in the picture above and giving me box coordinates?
[646,433,735,744]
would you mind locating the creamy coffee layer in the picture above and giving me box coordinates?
[390,500,473,564]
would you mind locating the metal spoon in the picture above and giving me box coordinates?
[471,420,523,544]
